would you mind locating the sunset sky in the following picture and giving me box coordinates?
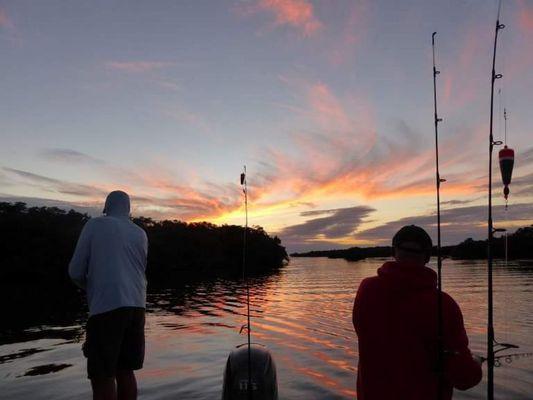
[1,0,532,251]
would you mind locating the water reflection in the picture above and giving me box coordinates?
[1,258,532,399]
[22,363,72,377]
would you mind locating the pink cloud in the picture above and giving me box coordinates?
[242,0,322,36]
[105,61,174,73]
[498,1,533,79]
[440,25,490,110]
[160,102,213,135]
[328,1,369,66]
[518,0,533,31]
[0,8,14,29]
[245,77,492,213]
[307,83,351,130]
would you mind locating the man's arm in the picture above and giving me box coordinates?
[68,221,92,289]
[142,230,148,270]
[353,278,369,333]
[442,294,483,390]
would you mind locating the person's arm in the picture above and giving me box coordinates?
[353,278,369,333]
[442,294,482,390]
[68,221,92,289]
[142,230,148,270]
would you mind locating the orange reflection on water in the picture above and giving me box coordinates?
[277,352,358,398]
[137,365,191,380]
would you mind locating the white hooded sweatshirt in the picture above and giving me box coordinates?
[69,191,148,316]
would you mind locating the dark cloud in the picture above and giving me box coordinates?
[355,202,533,246]
[0,193,226,221]
[0,193,236,221]
[513,185,533,197]
[441,198,479,207]
[512,172,533,186]
[277,206,375,251]
[3,167,108,198]
[288,201,316,209]
[1,166,243,221]
[519,147,533,168]
[39,148,104,165]
[300,207,354,217]
[504,171,533,198]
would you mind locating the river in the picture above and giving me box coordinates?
[1,257,532,399]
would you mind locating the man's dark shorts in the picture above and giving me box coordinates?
[84,307,145,380]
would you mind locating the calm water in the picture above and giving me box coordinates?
[1,258,532,399]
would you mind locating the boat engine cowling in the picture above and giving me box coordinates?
[222,343,278,400]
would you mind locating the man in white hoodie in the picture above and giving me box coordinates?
[69,190,148,400]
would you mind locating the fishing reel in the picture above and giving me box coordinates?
[494,352,533,367]
[479,341,533,367]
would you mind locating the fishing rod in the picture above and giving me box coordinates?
[240,166,253,400]
[487,2,505,398]
[480,11,530,385]
[432,31,445,400]
[223,167,277,398]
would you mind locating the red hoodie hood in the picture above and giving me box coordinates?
[377,261,437,291]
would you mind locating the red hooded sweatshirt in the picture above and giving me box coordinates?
[352,261,482,400]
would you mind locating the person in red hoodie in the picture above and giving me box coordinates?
[352,225,482,400]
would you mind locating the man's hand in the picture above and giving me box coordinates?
[472,354,485,365]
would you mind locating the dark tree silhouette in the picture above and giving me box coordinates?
[0,202,288,331]
[291,227,533,262]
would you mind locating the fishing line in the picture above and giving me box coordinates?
[504,108,508,149]
[498,89,502,143]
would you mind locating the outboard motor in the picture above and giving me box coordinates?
[222,343,278,400]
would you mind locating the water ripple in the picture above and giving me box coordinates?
[1,258,532,399]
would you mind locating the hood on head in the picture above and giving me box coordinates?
[377,261,437,291]
[103,190,131,217]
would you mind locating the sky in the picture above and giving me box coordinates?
[1,0,532,252]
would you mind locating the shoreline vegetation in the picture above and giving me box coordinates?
[0,202,288,332]
[291,226,533,262]
[2,201,532,332]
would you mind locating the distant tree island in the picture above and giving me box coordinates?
[0,202,288,331]
[291,226,533,262]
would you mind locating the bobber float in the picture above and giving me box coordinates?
[498,146,514,206]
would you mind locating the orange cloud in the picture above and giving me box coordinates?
[105,61,174,73]
[6,78,492,228]
[242,0,322,36]
[234,78,491,225]
[120,170,242,221]
[307,83,351,130]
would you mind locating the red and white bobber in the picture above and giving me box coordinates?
[498,145,515,205]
